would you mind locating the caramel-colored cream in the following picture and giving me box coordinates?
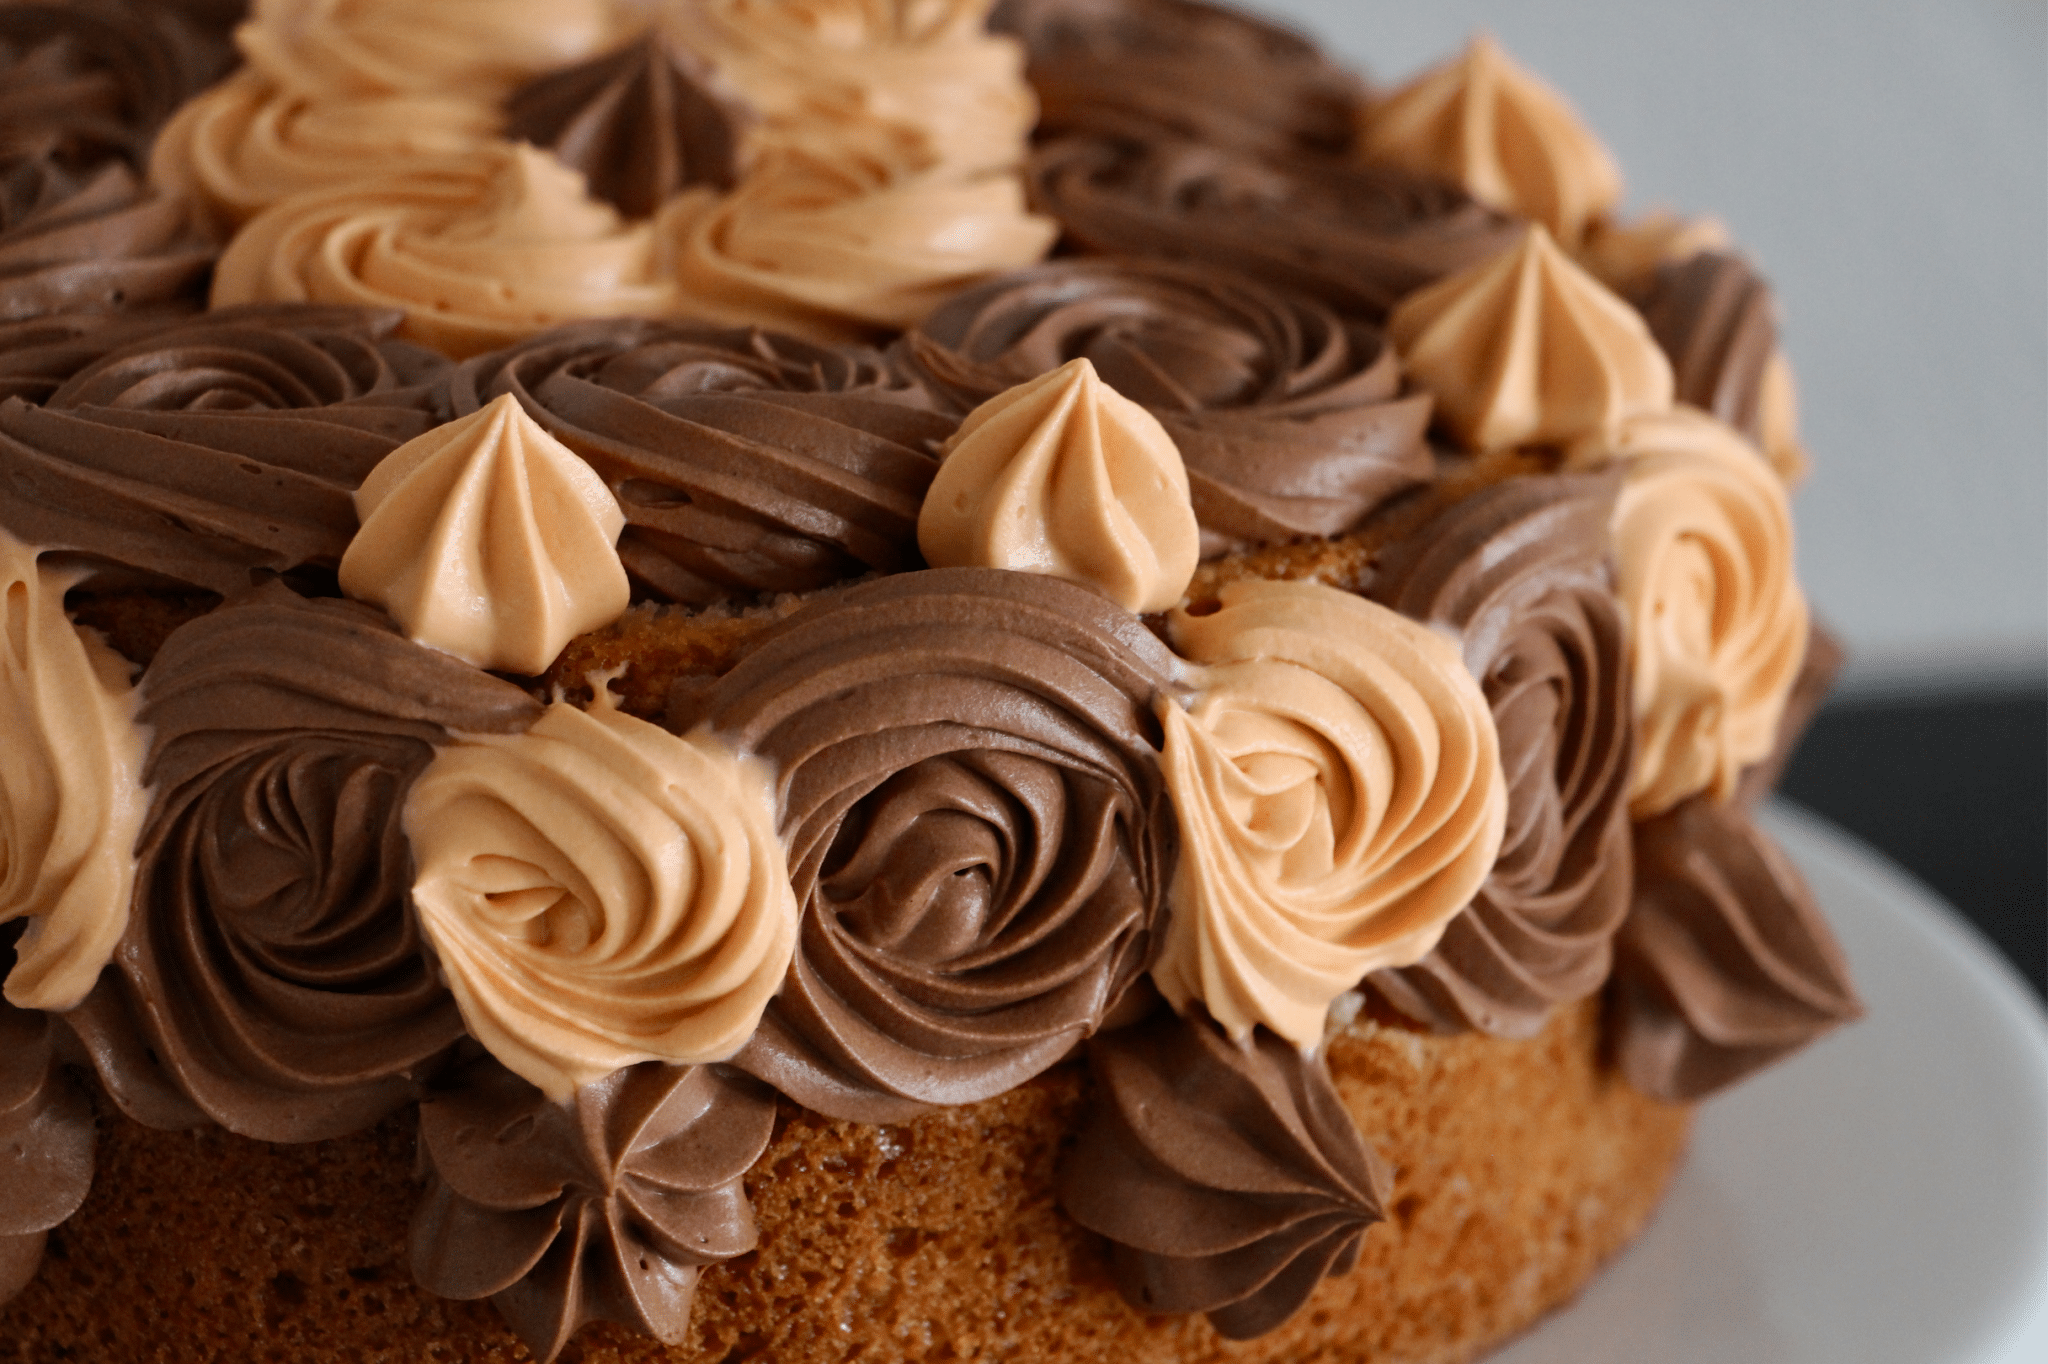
[1577,208,1733,294]
[1152,580,1507,1051]
[0,528,150,1013]
[405,691,800,1100]
[1758,349,1812,486]
[919,357,1198,613]
[1389,225,1674,453]
[340,392,629,675]
[1359,33,1622,246]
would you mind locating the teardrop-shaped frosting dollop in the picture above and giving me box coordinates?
[1389,225,1673,453]
[340,391,628,674]
[919,356,1198,613]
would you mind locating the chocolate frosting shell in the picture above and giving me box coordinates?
[0,304,447,595]
[1058,1008,1391,1340]
[1363,473,1635,1037]
[1608,795,1862,1102]
[68,585,542,1143]
[898,257,1432,557]
[1633,251,1780,445]
[0,933,95,1253]
[0,159,213,321]
[449,319,954,604]
[413,1058,773,1363]
[1029,135,1524,324]
[672,568,1179,1122]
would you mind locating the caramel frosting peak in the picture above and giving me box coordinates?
[1360,33,1622,246]
[919,357,1199,613]
[1152,580,1507,1051]
[341,392,629,676]
[1389,225,1674,453]
[0,526,149,1012]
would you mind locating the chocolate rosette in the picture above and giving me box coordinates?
[671,568,1179,1122]
[1058,1008,1390,1340]
[1362,473,1636,1037]
[1608,795,1861,1102]
[0,303,449,595]
[412,1059,774,1364]
[449,319,955,604]
[67,586,542,1143]
[898,258,1433,557]
[1029,135,1523,323]
[0,926,95,1309]
[0,158,213,321]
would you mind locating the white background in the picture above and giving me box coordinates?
[1248,0,2047,695]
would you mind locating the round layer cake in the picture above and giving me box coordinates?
[0,1,1860,1361]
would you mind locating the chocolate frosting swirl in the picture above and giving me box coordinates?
[1029,135,1524,323]
[1607,795,1862,1102]
[0,926,95,1308]
[0,303,449,595]
[1058,1007,1390,1340]
[898,258,1432,557]
[68,585,542,1143]
[0,158,213,321]
[992,0,1362,158]
[412,1058,774,1364]
[504,33,752,220]
[1632,251,1781,446]
[1363,473,1635,1037]
[671,568,1179,1122]
[449,319,954,604]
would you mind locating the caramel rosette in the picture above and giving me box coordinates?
[1361,475,1635,1037]
[1152,580,1507,1051]
[899,258,1433,557]
[0,967,96,1309]
[1608,796,1861,1101]
[67,586,542,1143]
[1058,1008,1390,1340]
[450,318,955,604]
[213,145,678,360]
[1028,135,1522,322]
[405,695,799,1100]
[413,1058,774,1363]
[672,568,1179,1122]
[0,303,448,596]
[0,159,213,321]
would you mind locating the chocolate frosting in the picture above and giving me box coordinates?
[412,1058,774,1363]
[1607,794,1862,1102]
[1058,1007,1390,1340]
[0,158,213,321]
[1632,251,1781,446]
[992,0,1362,158]
[67,585,542,1143]
[898,257,1433,557]
[1363,474,1636,1037]
[504,33,752,220]
[0,926,96,1308]
[0,303,449,595]
[1029,135,1524,324]
[670,568,1179,1122]
[449,319,955,604]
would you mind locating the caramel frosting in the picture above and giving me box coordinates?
[0,303,447,596]
[992,0,1363,157]
[899,258,1433,558]
[1059,1007,1390,1339]
[670,568,1179,1122]
[1576,408,1808,818]
[212,144,679,360]
[1361,474,1635,1038]
[1028,135,1522,323]
[341,393,629,675]
[919,357,1199,612]
[504,32,755,221]
[1152,580,1505,1050]
[0,159,213,320]
[1359,34,1622,247]
[405,694,799,1100]
[1389,225,1674,453]
[0,976,95,1308]
[1608,795,1861,1101]
[412,1058,773,1363]
[68,585,541,1143]
[662,148,1059,343]
[1577,208,1731,295]
[449,318,954,604]
[0,527,149,1013]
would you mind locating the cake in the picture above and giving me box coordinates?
[0,1,1862,1361]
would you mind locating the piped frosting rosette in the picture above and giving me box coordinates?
[0,970,96,1305]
